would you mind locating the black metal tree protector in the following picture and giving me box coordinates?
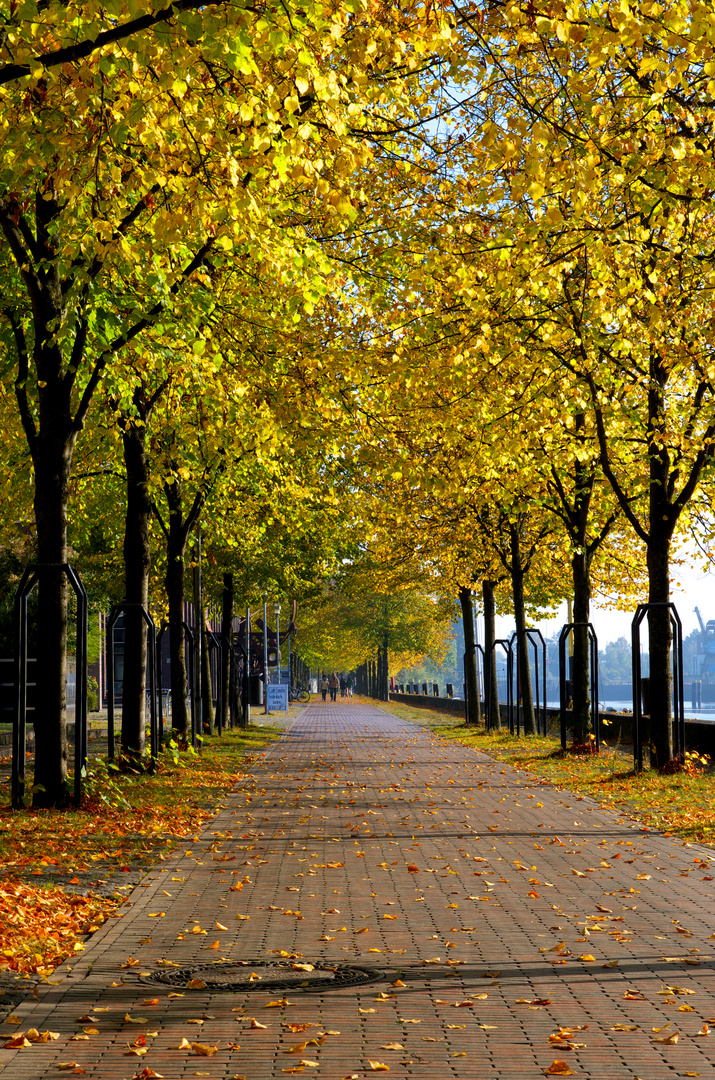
[206,630,222,735]
[106,603,159,767]
[155,622,198,746]
[524,629,547,736]
[156,623,167,747]
[13,563,88,810]
[462,642,484,724]
[508,630,533,737]
[631,603,684,773]
[183,621,198,749]
[558,622,600,751]
[485,638,514,732]
[229,635,248,730]
[510,629,548,736]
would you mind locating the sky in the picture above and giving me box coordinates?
[488,545,715,648]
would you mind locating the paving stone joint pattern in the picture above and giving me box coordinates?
[2,702,715,1078]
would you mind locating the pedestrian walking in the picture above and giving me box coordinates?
[347,674,354,697]
[320,674,329,702]
[340,675,347,698]
[328,672,339,702]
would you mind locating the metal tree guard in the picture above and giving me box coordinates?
[105,603,159,767]
[631,603,684,772]
[558,622,600,751]
[463,642,485,724]
[206,630,222,734]
[183,621,198,749]
[485,638,514,732]
[156,623,167,746]
[525,629,547,736]
[230,635,248,730]
[159,621,198,746]
[508,629,547,736]
[13,564,88,809]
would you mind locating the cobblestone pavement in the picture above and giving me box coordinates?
[2,702,715,1079]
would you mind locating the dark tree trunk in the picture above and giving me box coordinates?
[459,585,481,725]
[121,418,151,760]
[571,550,592,744]
[382,629,389,700]
[483,579,500,729]
[33,434,73,807]
[644,355,674,766]
[646,524,672,766]
[570,422,595,746]
[220,573,234,729]
[510,524,536,735]
[164,480,190,735]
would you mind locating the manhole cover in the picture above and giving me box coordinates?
[149,959,381,993]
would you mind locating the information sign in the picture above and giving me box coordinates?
[266,684,288,713]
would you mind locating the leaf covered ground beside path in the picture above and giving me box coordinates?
[377,699,715,848]
[0,725,282,985]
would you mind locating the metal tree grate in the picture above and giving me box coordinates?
[149,959,381,993]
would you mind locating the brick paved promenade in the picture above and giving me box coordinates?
[2,701,715,1078]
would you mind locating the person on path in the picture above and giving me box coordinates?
[340,675,347,698]
[328,672,339,702]
[320,675,329,702]
[347,674,354,697]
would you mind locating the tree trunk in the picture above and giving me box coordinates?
[165,481,190,735]
[459,585,481,725]
[33,438,73,807]
[220,573,233,729]
[483,579,500,729]
[382,629,389,700]
[646,525,672,766]
[571,550,592,745]
[121,419,151,760]
[510,524,536,735]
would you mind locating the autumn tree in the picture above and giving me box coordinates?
[441,0,715,762]
[0,0,460,803]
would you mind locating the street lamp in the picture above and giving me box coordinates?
[274,602,281,685]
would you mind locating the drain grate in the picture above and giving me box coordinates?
[149,959,381,993]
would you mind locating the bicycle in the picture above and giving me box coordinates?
[288,685,311,703]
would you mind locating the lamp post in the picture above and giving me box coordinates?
[274,602,281,685]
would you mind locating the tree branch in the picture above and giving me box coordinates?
[583,371,650,544]
[0,202,41,304]
[4,309,37,450]
[0,0,241,86]
[72,237,215,431]
[151,500,170,543]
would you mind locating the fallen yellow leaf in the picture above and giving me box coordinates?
[191,1042,219,1056]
